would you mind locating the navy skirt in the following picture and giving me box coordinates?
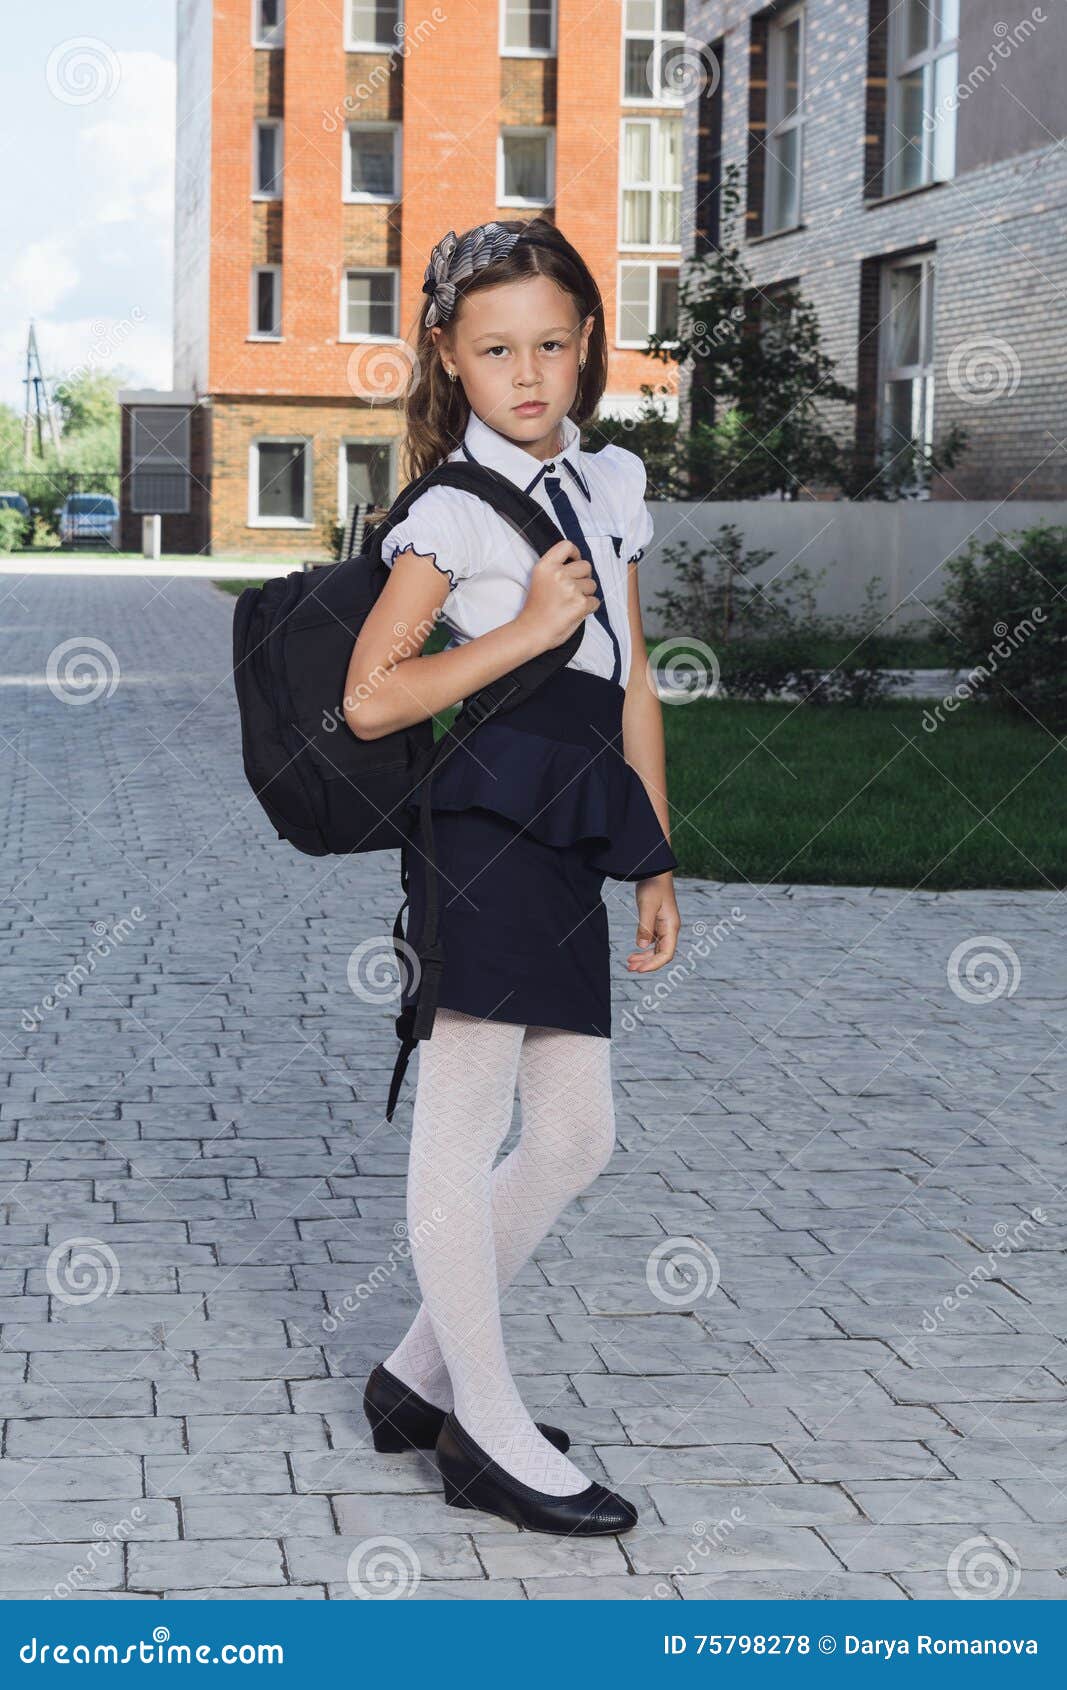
[399,666,678,1039]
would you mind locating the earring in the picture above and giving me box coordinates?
[579,357,586,371]
[448,369,456,381]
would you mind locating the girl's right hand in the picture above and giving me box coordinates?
[518,539,601,650]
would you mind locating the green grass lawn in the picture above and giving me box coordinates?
[664,697,1064,890]
[218,594,1060,889]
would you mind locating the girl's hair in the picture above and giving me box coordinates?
[386,217,608,490]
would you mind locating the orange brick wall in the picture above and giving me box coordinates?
[194,2,678,552]
[210,397,398,557]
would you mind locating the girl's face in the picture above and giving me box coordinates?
[432,274,593,461]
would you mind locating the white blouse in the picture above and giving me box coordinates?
[380,408,655,688]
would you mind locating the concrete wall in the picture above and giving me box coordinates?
[638,499,1067,633]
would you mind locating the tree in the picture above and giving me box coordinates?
[593,162,967,501]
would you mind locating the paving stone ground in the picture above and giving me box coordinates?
[0,572,1064,1601]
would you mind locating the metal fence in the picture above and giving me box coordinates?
[0,470,122,550]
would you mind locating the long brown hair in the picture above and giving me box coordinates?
[388,217,608,493]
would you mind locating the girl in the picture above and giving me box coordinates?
[347,218,681,1536]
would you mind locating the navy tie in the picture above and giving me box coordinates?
[542,473,622,685]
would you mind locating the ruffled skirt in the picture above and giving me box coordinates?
[399,666,677,1039]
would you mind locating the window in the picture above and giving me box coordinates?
[250,439,312,526]
[500,0,555,54]
[886,0,958,194]
[346,0,403,50]
[763,4,804,233]
[252,0,284,47]
[499,129,554,206]
[620,117,682,247]
[130,407,191,514]
[622,0,685,102]
[757,281,797,351]
[342,270,399,339]
[878,252,935,476]
[253,120,282,198]
[617,263,678,347]
[250,266,281,338]
[339,440,395,524]
[345,124,400,200]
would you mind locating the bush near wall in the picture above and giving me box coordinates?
[935,522,1067,732]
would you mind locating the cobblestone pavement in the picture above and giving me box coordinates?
[1,573,1064,1600]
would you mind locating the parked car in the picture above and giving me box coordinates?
[57,493,120,548]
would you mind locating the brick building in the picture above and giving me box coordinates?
[140,0,686,556]
[683,0,1067,498]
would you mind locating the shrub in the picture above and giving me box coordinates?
[652,523,902,706]
[934,522,1067,731]
[0,507,25,551]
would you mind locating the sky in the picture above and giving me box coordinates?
[0,2,176,416]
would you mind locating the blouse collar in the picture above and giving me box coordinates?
[456,407,591,502]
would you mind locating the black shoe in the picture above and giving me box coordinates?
[435,1411,638,1536]
[363,1363,571,1456]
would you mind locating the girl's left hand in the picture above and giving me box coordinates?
[626,873,681,972]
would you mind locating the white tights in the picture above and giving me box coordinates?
[384,1006,616,1496]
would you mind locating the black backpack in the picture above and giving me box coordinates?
[231,460,583,1119]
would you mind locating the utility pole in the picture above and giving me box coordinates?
[22,323,63,464]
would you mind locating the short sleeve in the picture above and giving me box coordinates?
[379,485,483,590]
[596,443,655,565]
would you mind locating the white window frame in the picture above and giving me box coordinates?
[886,0,959,195]
[339,267,401,342]
[618,116,682,252]
[616,261,679,349]
[252,0,285,48]
[337,437,397,525]
[620,0,686,106]
[877,251,936,486]
[248,437,313,528]
[497,127,555,208]
[763,2,805,235]
[499,0,556,57]
[343,122,402,202]
[345,0,405,51]
[130,407,192,515]
[249,265,282,339]
[252,119,283,200]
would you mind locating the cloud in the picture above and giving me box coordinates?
[80,50,176,243]
[0,47,177,407]
[5,239,80,318]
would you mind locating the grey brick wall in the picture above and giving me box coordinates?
[683,0,1067,498]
